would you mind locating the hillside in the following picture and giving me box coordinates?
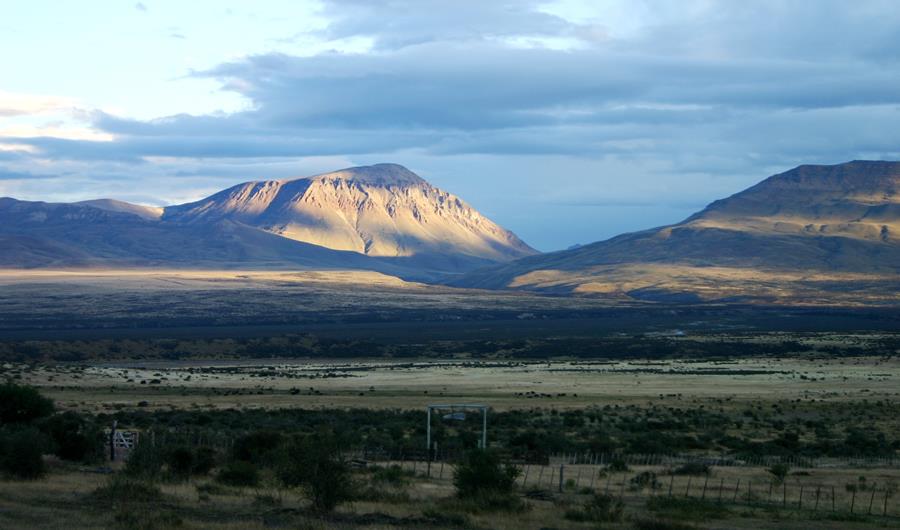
[0,164,535,279]
[453,161,900,303]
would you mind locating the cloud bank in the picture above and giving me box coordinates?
[3,0,900,249]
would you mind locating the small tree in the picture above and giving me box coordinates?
[277,432,354,513]
[0,428,47,479]
[767,463,790,485]
[0,383,54,425]
[453,449,520,500]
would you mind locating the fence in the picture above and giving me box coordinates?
[370,457,900,518]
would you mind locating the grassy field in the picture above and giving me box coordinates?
[1,458,898,530]
[1,270,898,528]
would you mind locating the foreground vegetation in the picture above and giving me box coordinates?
[0,379,898,529]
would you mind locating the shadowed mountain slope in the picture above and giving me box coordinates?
[453,161,900,302]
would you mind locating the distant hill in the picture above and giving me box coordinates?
[0,164,536,280]
[452,161,900,303]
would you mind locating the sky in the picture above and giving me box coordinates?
[2,1,900,251]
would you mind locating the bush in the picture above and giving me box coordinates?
[0,428,47,479]
[565,493,624,523]
[767,463,790,484]
[631,471,661,491]
[91,474,163,504]
[0,383,54,424]
[231,430,283,465]
[633,519,698,530]
[606,458,630,472]
[672,462,710,476]
[277,433,354,513]
[371,464,410,486]
[124,442,164,481]
[192,447,217,476]
[217,460,259,487]
[165,446,195,480]
[40,412,100,462]
[645,497,730,521]
[452,449,521,511]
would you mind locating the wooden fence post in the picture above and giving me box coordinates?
[558,465,565,493]
[701,475,709,500]
[733,479,740,502]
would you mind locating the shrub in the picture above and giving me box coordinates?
[0,428,47,479]
[631,471,661,491]
[633,519,698,530]
[277,433,354,513]
[0,383,54,424]
[192,446,217,476]
[672,462,710,476]
[40,412,100,462]
[371,464,410,486]
[645,497,730,521]
[124,441,164,481]
[451,449,522,511]
[165,446,195,480]
[767,463,790,484]
[91,474,163,504]
[565,493,624,523]
[606,458,630,472]
[231,430,283,465]
[217,460,259,487]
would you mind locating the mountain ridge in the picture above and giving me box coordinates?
[0,164,535,279]
[451,160,900,303]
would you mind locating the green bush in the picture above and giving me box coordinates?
[165,446,195,480]
[91,474,163,504]
[277,432,354,513]
[645,496,730,521]
[632,519,698,530]
[565,493,624,522]
[631,471,661,491]
[40,412,100,462]
[371,464,410,486]
[192,447,217,476]
[231,430,283,465]
[606,458,630,472]
[0,428,47,479]
[217,460,259,487]
[672,462,710,476]
[124,442,164,481]
[767,463,790,484]
[0,383,54,424]
[452,449,521,511]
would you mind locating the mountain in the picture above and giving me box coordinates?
[453,161,900,303]
[164,164,534,263]
[0,164,535,279]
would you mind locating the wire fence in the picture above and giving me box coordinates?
[372,457,900,518]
